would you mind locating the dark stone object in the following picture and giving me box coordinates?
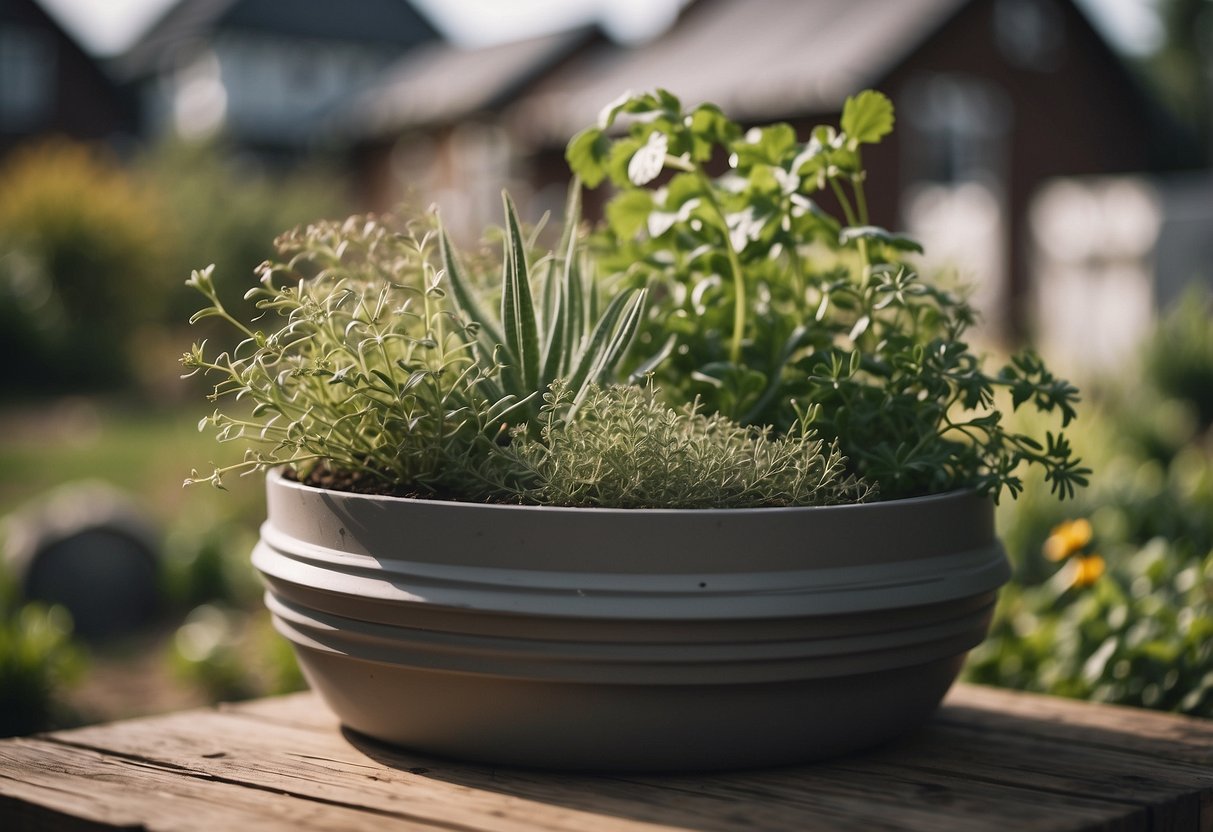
[3,482,161,640]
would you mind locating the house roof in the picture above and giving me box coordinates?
[3,0,136,136]
[506,0,969,145]
[113,0,441,79]
[339,26,602,140]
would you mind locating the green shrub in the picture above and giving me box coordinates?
[183,213,498,495]
[170,604,304,702]
[183,193,656,502]
[0,601,84,736]
[967,294,1213,716]
[0,140,172,393]
[136,139,349,329]
[967,537,1213,716]
[1141,287,1213,429]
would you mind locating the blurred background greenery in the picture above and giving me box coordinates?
[0,135,346,735]
[964,293,1213,716]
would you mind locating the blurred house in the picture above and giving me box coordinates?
[339,26,603,239]
[350,0,1176,340]
[111,0,440,158]
[0,0,134,156]
[1031,170,1213,375]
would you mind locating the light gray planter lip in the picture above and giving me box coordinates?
[257,468,1010,620]
[264,468,999,574]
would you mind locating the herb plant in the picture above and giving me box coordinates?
[439,188,647,430]
[567,90,1088,501]
[492,381,871,508]
[187,87,1086,508]
[183,213,515,496]
[184,194,867,507]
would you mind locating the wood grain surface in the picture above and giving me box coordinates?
[2,683,1210,831]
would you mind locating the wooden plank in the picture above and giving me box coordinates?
[942,684,1213,765]
[42,708,1125,832]
[226,683,1213,765]
[2,685,1210,832]
[827,723,1211,831]
[218,690,339,730]
[36,699,1167,832]
[44,713,676,832]
[0,737,447,831]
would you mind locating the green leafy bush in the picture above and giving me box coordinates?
[967,296,1213,716]
[0,140,172,393]
[170,604,304,702]
[968,535,1213,716]
[567,90,1086,501]
[0,600,84,736]
[136,140,349,328]
[1141,287,1213,429]
[185,197,868,506]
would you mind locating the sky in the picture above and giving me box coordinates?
[37,0,1164,57]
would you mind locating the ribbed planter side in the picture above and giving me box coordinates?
[254,470,1010,771]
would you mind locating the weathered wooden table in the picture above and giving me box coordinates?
[2,683,1211,831]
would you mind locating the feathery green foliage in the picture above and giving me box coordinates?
[495,382,872,509]
[183,198,652,499]
[182,213,516,495]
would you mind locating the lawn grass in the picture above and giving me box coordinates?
[0,397,263,527]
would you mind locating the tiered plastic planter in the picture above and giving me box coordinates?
[253,469,1010,771]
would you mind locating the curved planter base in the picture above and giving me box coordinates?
[254,471,1010,772]
[295,647,968,771]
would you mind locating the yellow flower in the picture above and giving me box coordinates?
[1071,554,1105,588]
[1043,518,1093,561]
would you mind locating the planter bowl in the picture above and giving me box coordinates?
[253,470,1009,771]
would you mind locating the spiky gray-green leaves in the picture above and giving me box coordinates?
[439,189,647,427]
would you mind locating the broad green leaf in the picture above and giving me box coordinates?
[627,131,668,185]
[839,225,924,254]
[730,123,797,168]
[689,104,739,162]
[841,90,894,146]
[606,136,645,188]
[654,88,683,118]
[664,171,705,207]
[606,189,655,238]
[566,127,610,187]
[597,90,640,128]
